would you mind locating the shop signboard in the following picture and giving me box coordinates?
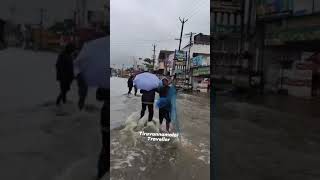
[175,50,187,62]
[265,26,320,44]
[193,66,210,76]
[212,25,241,34]
[192,55,210,67]
[257,0,293,17]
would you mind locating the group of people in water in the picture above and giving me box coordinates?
[55,42,109,179]
[127,74,172,132]
[55,43,88,110]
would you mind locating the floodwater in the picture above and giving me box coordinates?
[216,95,320,179]
[0,48,103,180]
[110,77,210,180]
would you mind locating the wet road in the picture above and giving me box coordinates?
[110,77,210,180]
[0,48,103,180]
[216,95,320,180]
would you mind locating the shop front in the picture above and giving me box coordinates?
[192,66,210,93]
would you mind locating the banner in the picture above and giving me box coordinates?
[175,50,187,62]
[212,25,241,33]
[192,55,210,67]
[265,26,320,44]
[193,66,210,76]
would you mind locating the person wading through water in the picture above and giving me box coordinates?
[140,88,157,126]
[127,74,134,95]
[55,43,76,106]
[157,78,171,132]
[96,87,109,179]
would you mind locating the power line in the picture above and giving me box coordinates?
[187,2,208,20]
[181,0,204,18]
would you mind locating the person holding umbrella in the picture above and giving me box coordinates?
[55,43,76,106]
[73,36,110,179]
[140,89,156,125]
[134,72,161,125]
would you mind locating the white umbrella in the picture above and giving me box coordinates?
[74,36,109,88]
[133,72,161,91]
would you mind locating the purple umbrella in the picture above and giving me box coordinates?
[74,36,109,88]
[133,72,161,91]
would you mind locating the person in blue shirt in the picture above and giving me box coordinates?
[157,78,171,132]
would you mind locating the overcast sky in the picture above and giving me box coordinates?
[0,0,104,26]
[110,0,210,68]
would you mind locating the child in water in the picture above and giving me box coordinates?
[157,78,171,132]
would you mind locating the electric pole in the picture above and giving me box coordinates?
[152,44,156,70]
[173,17,188,80]
[178,17,188,51]
[185,32,195,77]
[122,64,124,77]
[39,8,46,49]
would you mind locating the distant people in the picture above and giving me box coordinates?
[140,89,156,125]
[157,78,171,132]
[127,75,134,95]
[96,87,109,179]
[55,43,76,106]
[134,84,138,96]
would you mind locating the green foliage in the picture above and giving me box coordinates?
[143,58,153,70]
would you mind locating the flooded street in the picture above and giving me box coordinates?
[216,95,320,179]
[0,48,103,180]
[110,77,210,180]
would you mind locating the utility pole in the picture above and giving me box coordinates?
[186,32,195,72]
[39,8,46,49]
[152,44,156,70]
[173,17,188,80]
[185,32,195,83]
[122,64,124,77]
[178,17,188,51]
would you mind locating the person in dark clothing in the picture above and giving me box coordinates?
[140,89,156,125]
[127,75,134,95]
[76,73,88,110]
[96,88,109,179]
[55,43,76,106]
[134,85,138,96]
[157,78,171,131]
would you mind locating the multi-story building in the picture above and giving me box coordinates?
[157,50,174,75]
[212,0,256,88]
[257,0,320,98]
[182,33,210,91]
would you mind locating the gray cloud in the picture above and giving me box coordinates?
[111,0,210,67]
[0,0,105,26]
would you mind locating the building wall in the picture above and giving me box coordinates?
[190,44,210,58]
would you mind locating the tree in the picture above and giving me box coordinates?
[143,58,153,70]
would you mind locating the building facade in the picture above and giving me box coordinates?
[157,50,174,75]
[212,0,257,88]
[181,33,210,92]
[257,0,320,98]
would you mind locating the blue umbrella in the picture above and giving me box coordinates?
[74,36,109,88]
[133,72,161,91]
